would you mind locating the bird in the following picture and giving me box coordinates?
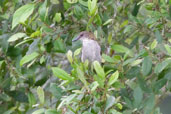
[72,31,101,63]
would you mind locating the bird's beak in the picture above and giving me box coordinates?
[72,36,80,42]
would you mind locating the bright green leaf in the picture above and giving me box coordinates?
[52,67,73,81]
[131,59,142,66]
[93,61,105,79]
[37,86,45,105]
[154,59,171,74]
[164,44,171,55]
[111,44,130,53]
[53,13,62,23]
[150,39,157,50]
[108,70,119,87]
[90,81,99,92]
[103,19,113,26]
[12,4,35,29]
[67,50,73,64]
[74,48,81,57]
[20,52,39,66]
[8,33,26,42]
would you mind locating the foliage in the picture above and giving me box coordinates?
[0,0,171,113]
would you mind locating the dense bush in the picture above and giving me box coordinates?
[0,0,171,113]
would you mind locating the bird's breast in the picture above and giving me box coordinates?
[81,39,101,62]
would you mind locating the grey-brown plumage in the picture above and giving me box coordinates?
[72,31,101,63]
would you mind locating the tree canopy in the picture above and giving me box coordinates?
[0,0,171,113]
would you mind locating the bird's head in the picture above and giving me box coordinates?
[72,31,96,42]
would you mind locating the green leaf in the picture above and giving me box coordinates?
[126,66,140,79]
[109,109,122,114]
[144,94,155,114]
[38,0,48,22]
[32,108,45,114]
[164,44,171,55]
[54,39,66,53]
[137,75,152,93]
[30,30,41,38]
[90,81,99,92]
[45,109,60,114]
[66,0,78,4]
[133,86,143,108]
[76,67,88,89]
[20,52,39,66]
[79,0,88,7]
[164,71,171,80]
[154,59,171,74]
[53,13,62,23]
[155,30,163,44]
[142,56,152,76]
[8,33,26,42]
[52,67,73,81]
[103,19,113,26]
[74,48,81,57]
[12,4,35,29]
[102,54,117,63]
[50,0,59,4]
[37,86,45,105]
[66,50,73,64]
[131,59,142,66]
[88,0,97,15]
[93,61,105,79]
[150,39,157,50]
[107,70,119,87]
[28,92,36,107]
[105,96,115,112]
[93,75,104,88]
[49,83,62,99]
[7,90,28,103]
[111,44,130,53]
[153,79,167,92]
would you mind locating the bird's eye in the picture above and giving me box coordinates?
[80,34,83,37]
